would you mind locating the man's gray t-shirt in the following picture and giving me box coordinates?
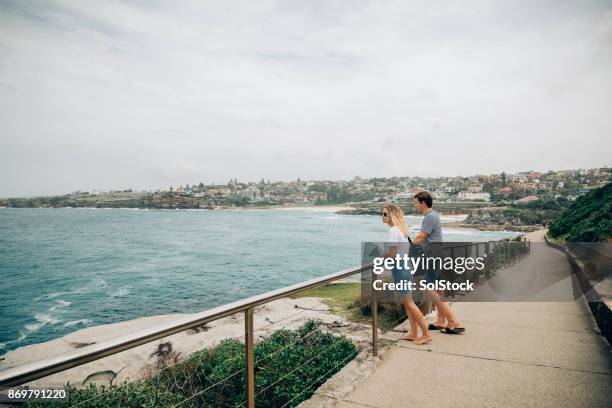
[421,210,442,249]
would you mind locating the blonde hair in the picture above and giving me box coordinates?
[384,204,410,238]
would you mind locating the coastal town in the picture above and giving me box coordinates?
[2,166,610,231]
[2,167,609,210]
[179,167,609,206]
[161,166,611,206]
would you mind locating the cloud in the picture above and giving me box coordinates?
[0,0,611,196]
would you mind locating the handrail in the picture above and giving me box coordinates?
[0,263,372,389]
[0,237,521,406]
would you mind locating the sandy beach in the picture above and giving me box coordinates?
[275,205,357,212]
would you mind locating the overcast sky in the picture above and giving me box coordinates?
[1,0,611,197]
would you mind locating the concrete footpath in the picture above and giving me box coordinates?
[303,230,612,408]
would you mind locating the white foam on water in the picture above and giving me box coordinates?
[63,319,92,328]
[34,292,64,301]
[56,300,72,307]
[72,278,107,294]
[24,313,61,333]
[110,287,129,297]
[4,332,29,346]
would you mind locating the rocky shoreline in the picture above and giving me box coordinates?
[0,197,354,212]
[443,222,543,232]
[336,206,544,232]
[0,298,371,389]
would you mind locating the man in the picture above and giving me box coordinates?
[413,191,465,334]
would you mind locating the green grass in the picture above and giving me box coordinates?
[290,282,366,321]
[290,282,406,328]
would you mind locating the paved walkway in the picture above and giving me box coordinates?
[307,231,612,408]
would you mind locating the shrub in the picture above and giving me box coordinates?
[549,183,611,242]
[25,320,357,408]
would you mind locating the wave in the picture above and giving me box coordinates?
[63,319,92,328]
[34,292,64,301]
[34,281,107,303]
[72,278,108,294]
[110,287,129,297]
[24,313,61,333]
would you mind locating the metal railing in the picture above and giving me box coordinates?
[0,263,373,407]
[0,237,529,407]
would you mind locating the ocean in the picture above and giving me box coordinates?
[0,207,517,355]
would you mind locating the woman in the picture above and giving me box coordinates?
[382,204,432,345]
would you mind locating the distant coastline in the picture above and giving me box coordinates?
[0,202,355,213]
[0,192,351,211]
[0,203,543,232]
[2,167,608,234]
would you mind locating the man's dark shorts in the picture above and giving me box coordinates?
[424,242,443,284]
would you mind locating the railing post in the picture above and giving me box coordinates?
[450,247,456,298]
[371,270,378,357]
[529,239,531,254]
[485,242,491,277]
[245,307,255,408]
[474,244,480,282]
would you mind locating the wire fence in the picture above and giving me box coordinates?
[278,351,359,408]
[19,293,368,408]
